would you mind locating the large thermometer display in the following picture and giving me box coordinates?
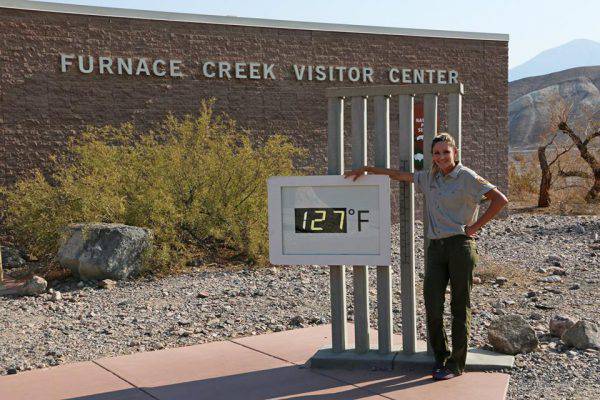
[295,208,348,233]
[268,175,391,265]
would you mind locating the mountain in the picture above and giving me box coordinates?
[509,66,600,149]
[509,39,600,82]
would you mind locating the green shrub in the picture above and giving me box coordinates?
[1,101,307,272]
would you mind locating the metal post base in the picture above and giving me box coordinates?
[310,346,514,372]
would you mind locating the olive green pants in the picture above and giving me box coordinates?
[423,235,477,374]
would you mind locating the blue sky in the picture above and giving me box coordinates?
[38,0,599,68]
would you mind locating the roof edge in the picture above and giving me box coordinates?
[2,0,509,42]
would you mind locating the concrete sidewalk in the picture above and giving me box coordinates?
[0,324,509,400]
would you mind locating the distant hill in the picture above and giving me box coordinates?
[509,66,600,149]
[509,39,600,82]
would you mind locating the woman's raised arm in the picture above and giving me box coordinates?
[344,166,414,183]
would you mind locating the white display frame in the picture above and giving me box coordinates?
[268,175,391,266]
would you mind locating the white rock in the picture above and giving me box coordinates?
[99,279,117,290]
[539,275,562,283]
[51,291,62,302]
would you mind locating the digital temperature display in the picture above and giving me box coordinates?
[295,208,347,233]
[267,175,391,265]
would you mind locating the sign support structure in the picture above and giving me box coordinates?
[308,83,513,372]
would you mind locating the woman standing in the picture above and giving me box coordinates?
[345,133,508,381]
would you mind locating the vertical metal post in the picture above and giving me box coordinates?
[351,96,370,353]
[398,94,417,354]
[374,95,393,354]
[422,93,438,355]
[448,87,463,163]
[327,97,347,353]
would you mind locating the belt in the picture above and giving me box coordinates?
[429,235,472,245]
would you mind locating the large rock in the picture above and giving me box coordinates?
[488,314,539,355]
[58,223,153,280]
[20,275,47,296]
[561,320,600,350]
[549,315,576,338]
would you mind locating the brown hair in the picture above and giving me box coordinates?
[430,132,457,175]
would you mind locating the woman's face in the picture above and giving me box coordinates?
[432,142,458,173]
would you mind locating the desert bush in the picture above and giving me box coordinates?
[1,101,307,273]
[508,153,540,201]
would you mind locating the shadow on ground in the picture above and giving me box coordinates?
[65,364,433,400]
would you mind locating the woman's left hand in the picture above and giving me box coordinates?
[465,225,477,237]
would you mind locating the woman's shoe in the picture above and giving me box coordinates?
[431,362,445,378]
[433,367,460,381]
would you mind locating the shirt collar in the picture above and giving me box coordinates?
[448,163,463,178]
[436,163,463,179]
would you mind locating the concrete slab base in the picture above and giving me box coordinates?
[310,348,397,370]
[464,348,516,371]
[311,346,514,371]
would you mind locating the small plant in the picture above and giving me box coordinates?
[1,100,307,274]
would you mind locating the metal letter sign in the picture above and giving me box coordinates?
[268,175,391,266]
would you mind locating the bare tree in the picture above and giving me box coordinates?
[536,103,574,207]
[537,132,573,207]
[557,114,600,203]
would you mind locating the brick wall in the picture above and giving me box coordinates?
[0,8,508,218]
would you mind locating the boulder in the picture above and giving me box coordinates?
[58,223,153,280]
[549,315,576,338]
[20,275,47,296]
[488,314,539,355]
[562,320,600,350]
[0,246,26,269]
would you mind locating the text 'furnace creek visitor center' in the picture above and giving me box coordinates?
[0,1,509,207]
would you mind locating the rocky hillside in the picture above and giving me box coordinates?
[509,66,600,149]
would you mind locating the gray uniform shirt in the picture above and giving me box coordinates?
[413,163,496,239]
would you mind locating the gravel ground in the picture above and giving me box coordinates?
[1,212,599,399]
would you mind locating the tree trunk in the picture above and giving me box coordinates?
[538,145,552,207]
[586,168,600,202]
